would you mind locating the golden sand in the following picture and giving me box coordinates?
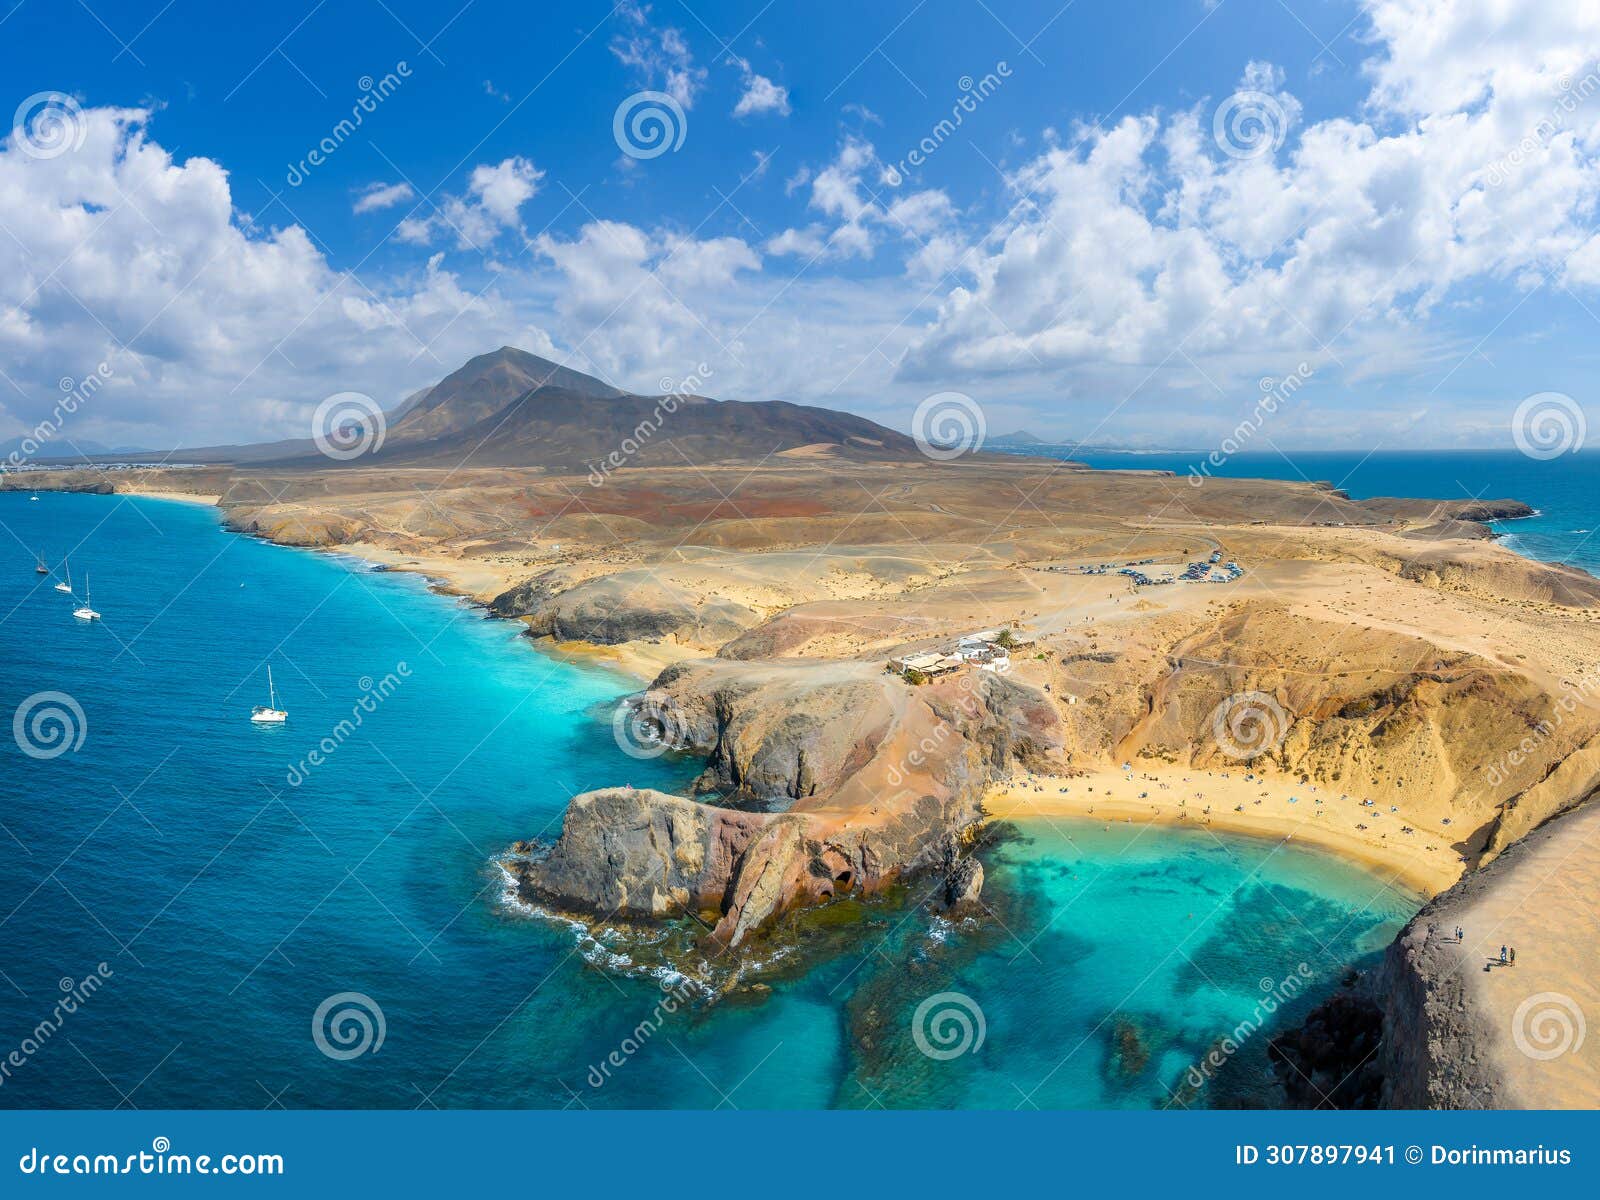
[985,765,1462,896]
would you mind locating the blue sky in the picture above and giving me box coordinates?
[2,0,1600,451]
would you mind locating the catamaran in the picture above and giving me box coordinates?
[54,558,72,594]
[251,666,288,724]
[71,573,100,621]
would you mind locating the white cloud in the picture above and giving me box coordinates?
[730,56,790,118]
[899,8,1600,419]
[611,1,706,109]
[532,220,759,382]
[393,156,543,250]
[767,139,956,263]
[0,108,536,447]
[353,181,414,214]
[9,2,1600,453]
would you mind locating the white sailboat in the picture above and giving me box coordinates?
[251,665,288,724]
[72,572,100,621]
[54,558,72,594]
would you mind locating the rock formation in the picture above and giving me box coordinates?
[507,663,1062,945]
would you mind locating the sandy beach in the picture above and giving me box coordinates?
[985,765,1463,896]
[122,488,222,506]
[532,636,700,685]
[326,541,532,603]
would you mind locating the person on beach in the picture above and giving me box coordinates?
[1500,945,1507,963]
[1510,947,1516,965]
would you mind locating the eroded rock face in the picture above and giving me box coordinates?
[648,660,898,803]
[491,570,759,645]
[1376,913,1505,1109]
[1373,804,1600,1109]
[507,787,792,922]
[511,662,1064,945]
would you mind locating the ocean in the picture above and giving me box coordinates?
[0,487,1447,1108]
[1018,447,1600,576]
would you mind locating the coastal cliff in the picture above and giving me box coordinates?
[1376,800,1600,1108]
[19,455,1600,1062]
[1275,801,1600,1109]
[507,662,1062,946]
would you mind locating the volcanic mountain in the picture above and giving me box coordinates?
[361,347,922,471]
[132,347,919,471]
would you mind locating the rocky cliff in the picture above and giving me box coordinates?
[507,662,1063,947]
[1376,801,1600,1108]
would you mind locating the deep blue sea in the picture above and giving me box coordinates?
[1026,448,1600,576]
[0,489,1448,1109]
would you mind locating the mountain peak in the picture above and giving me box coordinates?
[388,346,624,443]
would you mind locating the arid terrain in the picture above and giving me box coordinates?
[12,354,1600,1108]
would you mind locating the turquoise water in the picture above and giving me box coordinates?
[1013,448,1600,576]
[0,493,1416,1108]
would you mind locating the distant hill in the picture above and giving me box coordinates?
[990,430,1046,446]
[53,347,926,473]
[385,346,627,445]
[249,346,924,472]
[1,437,164,462]
[1,436,114,458]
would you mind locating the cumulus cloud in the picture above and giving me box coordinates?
[353,181,414,214]
[767,138,956,262]
[533,220,759,382]
[9,1,1600,453]
[729,56,790,118]
[394,156,543,250]
[898,2,1600,415]
[0,107,535,448]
